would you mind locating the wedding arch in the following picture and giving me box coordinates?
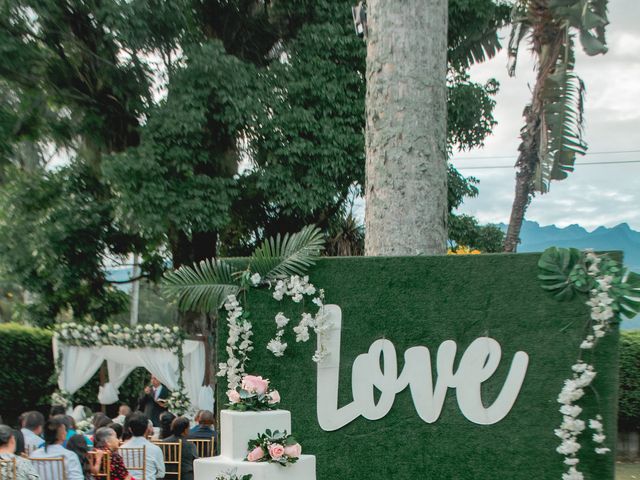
[52,323,214,412]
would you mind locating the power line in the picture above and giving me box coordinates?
[457,159,640,170]
[455,149,640,161]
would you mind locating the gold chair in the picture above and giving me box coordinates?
[186,437,215,458]
[154,442,181,480]
[29,457,66,480]
[24,445,39,457]
[0,457,17,480]
[118,447,146,480]
[89,450,111,480]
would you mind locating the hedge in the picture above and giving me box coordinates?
[619,330,640,430]
[0,323,54,423]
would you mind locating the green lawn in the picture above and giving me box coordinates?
[617,463,640,479]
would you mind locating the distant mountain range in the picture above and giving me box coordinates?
[499,220,640,330]
[498,220,640,272]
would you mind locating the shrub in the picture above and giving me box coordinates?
[0,323,54,423]
[619,330,640,430]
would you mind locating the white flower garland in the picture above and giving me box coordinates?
[268,275,330,363]
[217,274,333,390]
[217,294,254,390]
[555,251,612,480]
[56,322,183,352]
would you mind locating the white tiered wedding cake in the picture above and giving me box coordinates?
[193,409,316,480]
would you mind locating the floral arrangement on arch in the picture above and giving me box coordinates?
[245,429,302,466]
[226,375,280,411]
[166,389,192,416]
[162,225,331,390]
[538,247,640,480]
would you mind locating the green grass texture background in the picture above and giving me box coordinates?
[217,253,618,479]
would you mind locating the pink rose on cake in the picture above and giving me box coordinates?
[268,443,285,460]
[284,443,302,458]
[247,446,265,462]
[242,375,270,395]
[268,389,281,404]
[226,390,241,403]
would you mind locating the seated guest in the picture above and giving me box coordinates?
[91,414,112,434]
[163,418,197,480]
[21,411,44,453]
[66,434,93,480]
[121,413,165,480]
[0,425,38,480]
[93,427,132,480]
[107,423,123,441]
[158,412,175,440]
[112,405,131,426]
[187,412,202,435]
[187,410,217,455]
[13,429,26,457]
[31,417,83,480]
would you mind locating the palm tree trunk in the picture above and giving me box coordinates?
[364,0,449,256]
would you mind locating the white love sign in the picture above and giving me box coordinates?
[316,305,529,431]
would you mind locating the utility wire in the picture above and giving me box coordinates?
[455,149,640,161]
[457,159,640,170]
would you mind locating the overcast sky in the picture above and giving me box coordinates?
[450,0,640,231]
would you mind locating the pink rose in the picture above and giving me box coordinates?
[227,390,241,403]
[242,375,270,395]
[284,443,302,458]
[268,443,285,460]
[247,446,265,462]
[268,389,281,404]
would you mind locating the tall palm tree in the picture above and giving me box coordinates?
[503,0,609,252]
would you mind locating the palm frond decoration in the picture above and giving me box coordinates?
[536,61,586,192]
[249,225,324,281]
[162,258,240,313]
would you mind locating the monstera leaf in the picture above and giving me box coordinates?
[538,247,591,300]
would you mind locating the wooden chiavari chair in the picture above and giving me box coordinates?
[29,457,66,480]
[118,447,146,480]
[24,445,39,458]
[0,457,17,480]
[153,442,181,480]
[89,450,111,480]
[186,437,214,458]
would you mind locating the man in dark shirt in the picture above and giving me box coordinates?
[187,410,217,456]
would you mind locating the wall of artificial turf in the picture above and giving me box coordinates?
[217,253,618,480]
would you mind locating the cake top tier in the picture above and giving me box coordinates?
[220,409,292,461]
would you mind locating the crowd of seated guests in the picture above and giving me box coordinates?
[0,406,218,480]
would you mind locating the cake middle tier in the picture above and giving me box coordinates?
[220,409,292,460]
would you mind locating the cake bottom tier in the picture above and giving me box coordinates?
[194,455,316,480]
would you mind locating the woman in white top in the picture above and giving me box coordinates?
[0,425,39,480]
[30,417,83,480]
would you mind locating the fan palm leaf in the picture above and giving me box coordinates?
[162,258,240,313]
[249,225,325,281]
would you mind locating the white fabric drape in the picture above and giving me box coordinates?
[53,338,214,410]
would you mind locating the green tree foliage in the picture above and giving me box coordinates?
[0,0,511,323]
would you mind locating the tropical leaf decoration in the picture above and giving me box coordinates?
[162,258,240,313]
[538,247,590,300]
[538,247,640,320]
[248,225,324,281]
[162,225,325,313]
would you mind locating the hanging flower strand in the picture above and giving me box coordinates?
[269,275,330,363]
[547,249,632,480]
[217,294,254,390]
